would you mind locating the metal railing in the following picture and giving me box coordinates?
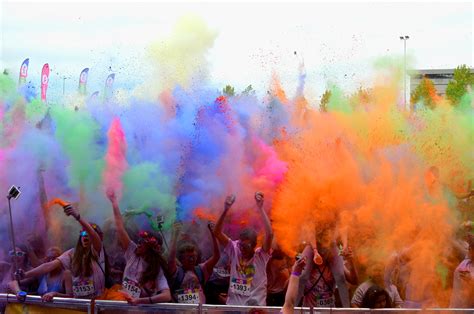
[0,293,91,313]
[1,294,473,314]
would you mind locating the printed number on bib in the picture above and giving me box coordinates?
[72,279,95,297]
[177,289,200,304]
[122,277,141,299]
[316,296,335,307]
[230,278,251,297]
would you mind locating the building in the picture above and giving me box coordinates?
[409,68,474,97]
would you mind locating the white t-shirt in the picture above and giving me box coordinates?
[225,240,271,306]
[121,241,169,298]
[57,247,105,298]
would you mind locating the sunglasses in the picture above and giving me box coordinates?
[9,250,25,257]
[80,231,88,237]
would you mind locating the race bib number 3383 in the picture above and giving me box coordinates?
[230,278,251,297]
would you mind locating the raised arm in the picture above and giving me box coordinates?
[203,223,221,276]
[342,246,358,285]
[214,194,235,247]
[255,192,273,253]
[167,222,182,276]
[106,189,131,250]
[63,204,102,253]
[282,257,307,314]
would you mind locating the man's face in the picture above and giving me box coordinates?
[239,239,255,258]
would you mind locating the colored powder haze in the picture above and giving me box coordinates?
[0,14,473,307]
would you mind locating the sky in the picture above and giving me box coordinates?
[0,0,472,102]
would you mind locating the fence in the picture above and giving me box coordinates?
[1,294,473,314]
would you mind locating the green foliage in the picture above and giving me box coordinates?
[242,85,255,96]
[320,89,331,112]
[410,76,438,109]
[446,65,474,106]
[222,85,235,97]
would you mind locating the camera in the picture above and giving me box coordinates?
[156,215,164,225]
[7,186,21,200]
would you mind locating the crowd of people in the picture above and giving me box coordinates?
[0,189,473,312]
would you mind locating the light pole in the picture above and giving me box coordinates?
[399,35,409,108]
[62,76,71,95]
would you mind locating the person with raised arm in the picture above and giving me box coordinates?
[13,203,105,300]
[214,192,274,306]
[168,221,220,304]
[106,189,171,305]
[282,257,307,314]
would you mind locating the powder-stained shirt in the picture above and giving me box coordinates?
[351,280,403,307]
[172,264,207,304]
[57,247,105,299]
[225,240,271,306]
[302,262,336,307]
[450,258,474,308]
[121,241,169,299]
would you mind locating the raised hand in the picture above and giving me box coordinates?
[292,256,307,275]
[63,204,80,220]
[208,222,216,233]
[225,194,236,209]
[106,188,117,203]
[255,191,264,208]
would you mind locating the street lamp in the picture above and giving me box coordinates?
[400,35,409,108]
[62,76,71,95]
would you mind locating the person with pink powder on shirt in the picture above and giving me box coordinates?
[214,192,274,306]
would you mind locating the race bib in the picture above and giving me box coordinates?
[72,278,95,298]
[177,289,200,304]
[230,278,251,297]
[316,295,335,308]
[214,267,230,278]
[122,277,141,299]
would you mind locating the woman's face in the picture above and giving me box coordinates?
[10,247,26,266]
[180,249,198,270]
[80,231,91,248]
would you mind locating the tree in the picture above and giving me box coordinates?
[222,85,235,97]
[320,89,331,112]
[410,76,439,109]
[446,65,474,106]
[242,85,255,96]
